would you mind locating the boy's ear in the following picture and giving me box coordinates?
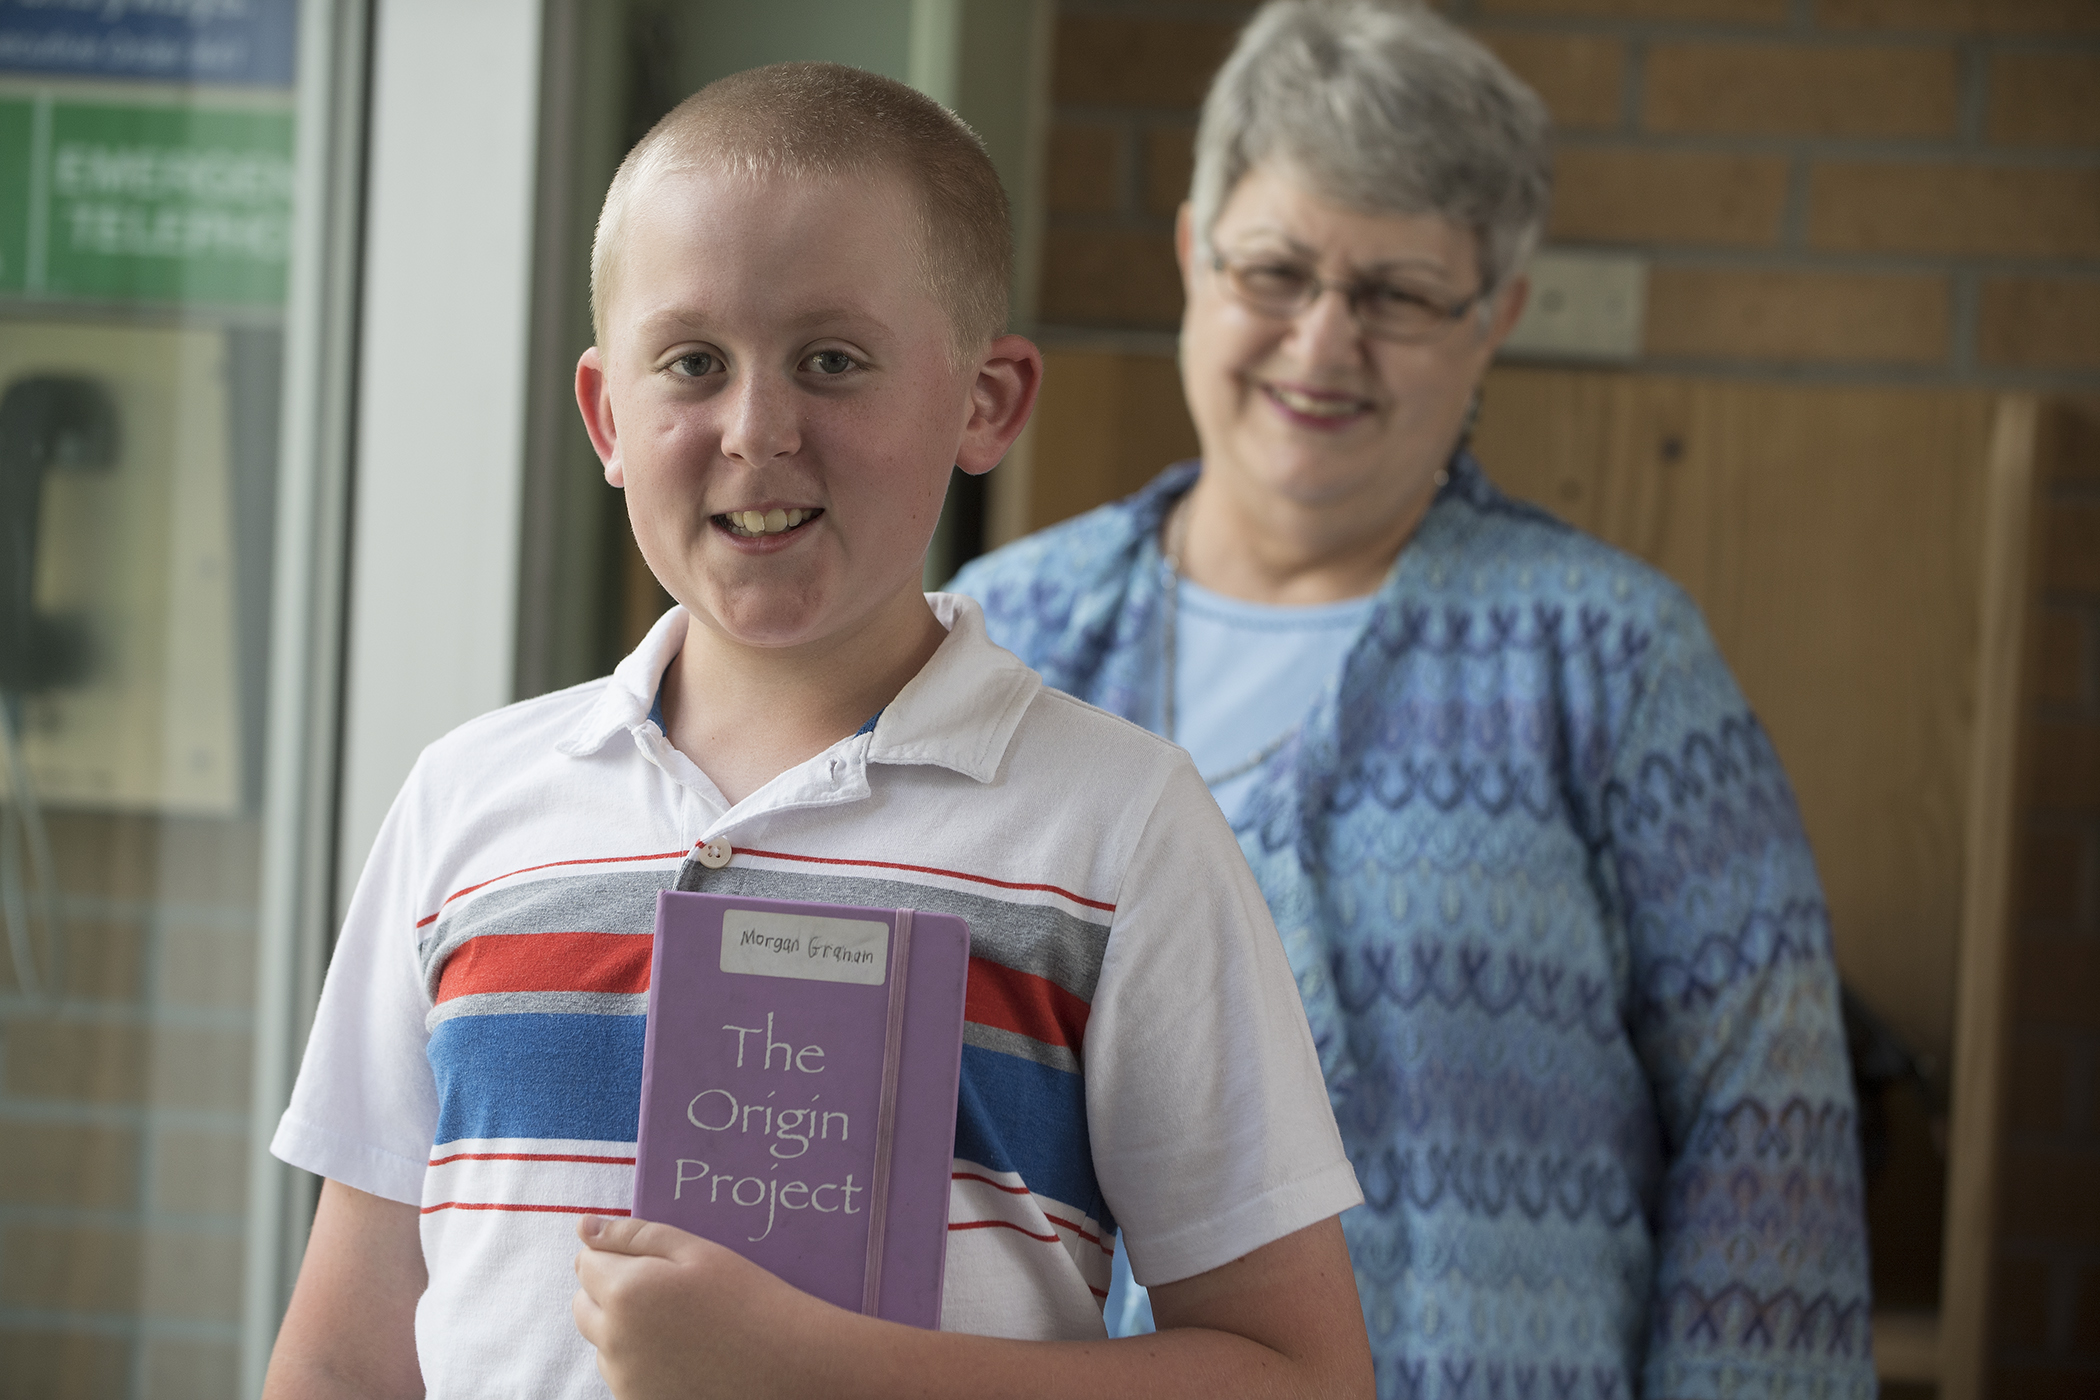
[955,334,1043,477]
[575,346,623,486]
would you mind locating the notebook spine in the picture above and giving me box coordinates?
[859,908,914,1315]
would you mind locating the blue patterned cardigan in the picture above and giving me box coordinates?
[950,456,1875,1400]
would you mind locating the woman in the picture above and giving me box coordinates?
[952,3,1874,1397]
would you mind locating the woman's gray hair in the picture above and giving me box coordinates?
[1190,0,1553,296]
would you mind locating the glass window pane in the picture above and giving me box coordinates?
[0,2,337,1394]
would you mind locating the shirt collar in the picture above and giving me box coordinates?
[556,604,689,758]
[556,593,1040,784]
[865,592,1039,782]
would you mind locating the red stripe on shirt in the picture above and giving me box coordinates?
[421,1201,631,1217]
[1043,1213,1108,1249]
[417,849,689,928]
[952,1174,1108,1251]
[966,958,1091,1054]
[947,1218,1060,1243]
[428,1151,637,1167]
[947,1215,1109,1252]
[735,846,1115,913]
[434,931,653,1003]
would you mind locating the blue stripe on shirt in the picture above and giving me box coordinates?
[955,1042,1104,1226]
[430,1012,646,1144]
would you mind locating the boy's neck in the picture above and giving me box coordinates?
[658,588,948,808]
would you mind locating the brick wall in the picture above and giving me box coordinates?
[1042,0,2100,388]
[1040,1,2100,1393]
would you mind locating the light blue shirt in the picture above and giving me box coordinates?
[1161,579,1375,826]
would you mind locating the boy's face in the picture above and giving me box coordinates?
[579,167,991,655]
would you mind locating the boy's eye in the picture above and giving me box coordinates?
[805,350,856,376]
[670,352,721,377]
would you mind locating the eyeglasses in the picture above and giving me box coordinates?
[1210,252,1484,344]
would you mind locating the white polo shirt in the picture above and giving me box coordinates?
[273,593,1360,1399]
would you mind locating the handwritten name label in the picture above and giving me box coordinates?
[719,909,889,986]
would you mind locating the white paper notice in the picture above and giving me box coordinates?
[719,909,891,985]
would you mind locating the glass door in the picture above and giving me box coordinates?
[0,2,363,1395]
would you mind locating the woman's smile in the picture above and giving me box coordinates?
[1256,379,1379,430]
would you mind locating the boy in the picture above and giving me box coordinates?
[263,63,1368,1400]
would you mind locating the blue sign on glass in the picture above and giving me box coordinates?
[0,0,298,88]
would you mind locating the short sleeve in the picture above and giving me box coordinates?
[1083,759,1363,1287]
[270,761,442,1206]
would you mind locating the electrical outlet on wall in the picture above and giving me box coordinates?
[1502,250,1648,361]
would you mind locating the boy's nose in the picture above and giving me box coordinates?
[718,371,801,465]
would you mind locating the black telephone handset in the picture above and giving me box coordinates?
[0,373,114,1002]
[0,375,118,693]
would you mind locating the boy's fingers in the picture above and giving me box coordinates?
[576,1214,692,1261]
[573,1242,656,1307]
[571,1284,604,1345]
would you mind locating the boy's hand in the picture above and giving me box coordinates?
[573,1215,862,1399]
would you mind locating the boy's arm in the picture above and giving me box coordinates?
[573,1212,1372,1400]
[263,1179,426,1400]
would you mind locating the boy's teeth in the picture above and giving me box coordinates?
[725,508,811,537]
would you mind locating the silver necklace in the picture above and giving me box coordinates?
[1159,496,1300,787]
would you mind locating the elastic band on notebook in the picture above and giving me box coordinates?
[861,908,912,1316]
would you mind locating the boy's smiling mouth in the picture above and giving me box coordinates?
[715,507,824,539]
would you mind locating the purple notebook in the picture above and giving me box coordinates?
[634,890,968,1329]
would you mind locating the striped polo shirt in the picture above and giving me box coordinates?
[274,595,1359,1399]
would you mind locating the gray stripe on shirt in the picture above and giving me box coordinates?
[963,1021,1081,1075]
[425,989,649,1029]
[421,870,669,988]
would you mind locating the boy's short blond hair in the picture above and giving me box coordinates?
[591,62,1012,359]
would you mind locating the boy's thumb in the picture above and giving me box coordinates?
[577,1214,686,1259]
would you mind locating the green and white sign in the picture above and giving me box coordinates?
[1,96,293,306]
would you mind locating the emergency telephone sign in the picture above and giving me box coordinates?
[0,95,294,306]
